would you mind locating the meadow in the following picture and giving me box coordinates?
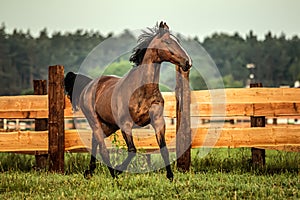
[0,148,299,199]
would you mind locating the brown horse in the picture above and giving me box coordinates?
[64,22,192,180]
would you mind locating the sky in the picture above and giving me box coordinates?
[0,0,300,41]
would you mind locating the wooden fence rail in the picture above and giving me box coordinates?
[0,88,300,119]
[1,126,300,153]
[1,89,300,117]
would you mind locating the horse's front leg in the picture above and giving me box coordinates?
[150,104,174,181]
[115,122,136,175]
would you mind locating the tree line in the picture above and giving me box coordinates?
[201,31,300,88]
[0,23,299,95]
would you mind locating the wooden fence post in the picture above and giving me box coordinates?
[34,80,48,169]
[250,83,266,167]
[48,65,65,173]
[175,66,191,172]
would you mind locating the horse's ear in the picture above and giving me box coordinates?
[159,21,164,29]
[163,22,169,30]
[158,21,169,37]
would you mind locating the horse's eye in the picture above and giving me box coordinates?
[163,39,172,44]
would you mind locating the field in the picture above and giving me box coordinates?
[0,148,299,199]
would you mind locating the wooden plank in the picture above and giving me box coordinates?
[0,95,83,119]
[0,130,91,152]
[190,126,300,148]
[1,88,300,119]
[191,88,300,103]
[94,126,300,151]
[166,102,300,117]
[0,110,48,119]
[272,126,300,144]
[164,88,300,117]
[190,103,253,117]
[1,102,299,119]
[0,95,48,110]
[1,126,299,153]
[0,131,49,151]
[253,102,300,116]
[0,95,48,119]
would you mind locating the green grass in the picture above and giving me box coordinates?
[0,148,299,199]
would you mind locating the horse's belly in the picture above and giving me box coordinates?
[132,112,151,127]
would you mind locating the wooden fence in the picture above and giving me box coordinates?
[0,66,300,171]
[1,88,300,151]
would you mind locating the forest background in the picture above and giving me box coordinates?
[0,24,300,95]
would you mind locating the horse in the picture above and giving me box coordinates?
[64,21,192,181]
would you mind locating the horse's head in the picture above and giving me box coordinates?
[149,21,192,72]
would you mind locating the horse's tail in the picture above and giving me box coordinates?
[64,72,92,110]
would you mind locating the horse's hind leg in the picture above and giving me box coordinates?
[93,128,116,178]
[84,127,115,179]
[84,135,98,178]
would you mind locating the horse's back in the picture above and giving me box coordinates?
[80,75,120,123]
[96,75,120,98]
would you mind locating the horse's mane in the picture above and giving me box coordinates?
[64,72,92,110]
[129,23,161,66]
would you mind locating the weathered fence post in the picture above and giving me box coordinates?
[34,80,48,169]
[250,83,266,167]
[48,65,65,173]
[175,66,191,172]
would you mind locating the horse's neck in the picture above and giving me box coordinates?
[129,62,162,102]
[139,62,161,85]
[118,62,161,97]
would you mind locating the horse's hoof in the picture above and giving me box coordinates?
[167,172,174,182]
[84,170,93,179]
[114,165,124,176]
[115,169,122,176]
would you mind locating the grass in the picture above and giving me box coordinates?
[0,148,299,199]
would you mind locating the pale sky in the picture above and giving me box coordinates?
[0,0,299,41]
